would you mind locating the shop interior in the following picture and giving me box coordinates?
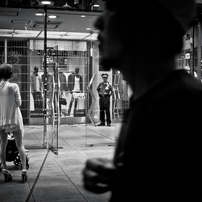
[0,0,131,149]
[1,0,202,201]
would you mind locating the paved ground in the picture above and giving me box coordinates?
[0,123,122,202]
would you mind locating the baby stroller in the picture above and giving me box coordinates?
[0,133,29,172]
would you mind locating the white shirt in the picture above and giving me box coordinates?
[72,76,80,92]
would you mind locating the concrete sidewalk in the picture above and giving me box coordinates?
[0,123,121,202]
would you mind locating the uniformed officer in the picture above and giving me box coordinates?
[97,73,113,126]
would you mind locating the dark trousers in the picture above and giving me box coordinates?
[99,95,111,124]
[100,107,111,124]
[32,91,42,110]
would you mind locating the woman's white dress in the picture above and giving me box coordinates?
[0,81,24,135]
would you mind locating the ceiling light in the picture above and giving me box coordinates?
[48,15,57,19]
[63,2,72,8]
[35,12,44,16]
[81,15,86,18]
[93,4,100,7]
[40,1,53,5]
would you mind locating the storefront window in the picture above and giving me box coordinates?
[177,22,202,82]
[29,40,88,125]
[0,35,132,143]
[0,39,29,124]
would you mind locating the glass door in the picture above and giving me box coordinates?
[43,45,59,154]
[49,45,59,154]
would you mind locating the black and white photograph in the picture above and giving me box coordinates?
[0,0,202,202]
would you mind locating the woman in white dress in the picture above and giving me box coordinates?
[0,63,27,182]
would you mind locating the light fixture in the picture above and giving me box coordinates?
[81,15,86,18]
[63,2,72,8]
[90,0,99,5]
[93,4,100,7]
[35,12,44,16]
[39,1,54,5]
[90,0,100,10]
[48,15,57,19]
[41,1,51,5]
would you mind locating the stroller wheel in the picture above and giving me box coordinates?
[13,155,21,167]
[13,160,20,166]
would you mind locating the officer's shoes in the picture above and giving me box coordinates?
[97,123,105,126]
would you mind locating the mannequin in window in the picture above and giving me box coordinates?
[67,67,83,116]
[31,67,43,110]
[59,72,68,116]
[42,72,53,115]
[59,72,68,92]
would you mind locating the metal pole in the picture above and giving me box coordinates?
[192,25,195,76]
[197,21,201,82]
[4,38,7,63]
[43,5,48,149]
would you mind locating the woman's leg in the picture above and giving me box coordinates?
[12,129,26,170]
[0,130,8,169]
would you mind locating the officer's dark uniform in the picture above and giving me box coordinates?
[97,74,113,126]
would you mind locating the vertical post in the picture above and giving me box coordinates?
[43,5,48,148]
[4,38,7,63]
[55,46,59,154]
[197,21,201,82]
[192,25,195,76]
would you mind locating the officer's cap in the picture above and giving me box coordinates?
[101,73,109,78]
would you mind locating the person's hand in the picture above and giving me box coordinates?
[82,158,115,194]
